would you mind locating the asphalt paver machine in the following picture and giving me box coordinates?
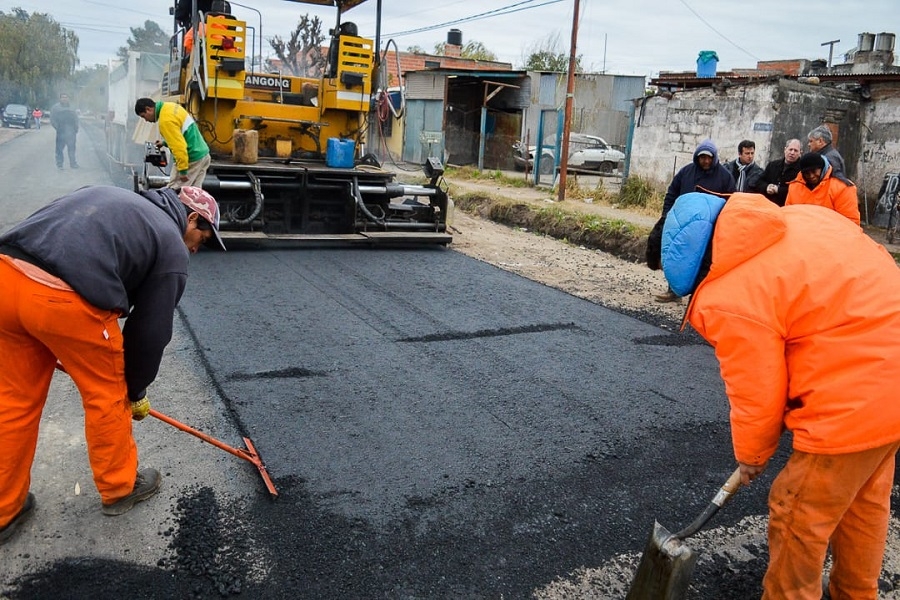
[143,0,451,246]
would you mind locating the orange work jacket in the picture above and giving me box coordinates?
[785,165,860,225]
[183,22,229,54]
[685,194,900,465]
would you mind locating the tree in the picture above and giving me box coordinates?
[117,20,169,61]
[406,45,426,55]
[268,14,325,78]
[521,32,582,73]
[73,64,109,116]
[433,40,497,62]
[0,9,78,108]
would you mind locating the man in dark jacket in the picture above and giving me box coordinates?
[807,125,846,181]
[649,139,735,302]
[0,185,225,545]
[725,139,764,193]
[50,93,79,170]
[755,139,803,206]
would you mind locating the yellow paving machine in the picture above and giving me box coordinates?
[141,0,450,246]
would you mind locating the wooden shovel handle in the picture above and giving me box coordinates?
[712,466,743,508]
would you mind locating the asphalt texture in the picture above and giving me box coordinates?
[0,123,894,599]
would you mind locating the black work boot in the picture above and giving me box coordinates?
[101,468,161,516]
[0,493,35,545]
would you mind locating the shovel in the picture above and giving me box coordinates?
[625,466,743,600]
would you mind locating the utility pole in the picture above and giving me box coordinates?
[557,0,580,202]
[821,39,840,68]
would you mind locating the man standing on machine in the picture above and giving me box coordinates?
[135,97,211,190]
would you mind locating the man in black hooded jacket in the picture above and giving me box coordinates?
[647,139,735,302]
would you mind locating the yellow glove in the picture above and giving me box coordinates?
[131,396,151,421]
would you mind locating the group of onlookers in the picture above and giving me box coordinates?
[648,125,859,302]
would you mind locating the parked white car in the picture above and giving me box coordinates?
[514,133,625,175]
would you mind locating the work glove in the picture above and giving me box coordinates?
[131,396,151,421]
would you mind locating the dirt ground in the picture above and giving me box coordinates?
[441,172,900,329]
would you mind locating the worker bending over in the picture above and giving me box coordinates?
[135,97,211,190]
[660,191,900,599]
[0,185,225,545]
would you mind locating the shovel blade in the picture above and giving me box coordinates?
[625,521,698,600]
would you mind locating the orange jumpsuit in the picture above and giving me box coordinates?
[0,185,191,529]
[785,165,860,225]
[0,258,137,517]
[684,194,900,599]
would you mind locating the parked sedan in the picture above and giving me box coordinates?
[2,104,32,129]
[514,133,625,175]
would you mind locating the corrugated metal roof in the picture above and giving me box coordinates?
[404,68,526,78]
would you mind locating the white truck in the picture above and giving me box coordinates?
[106,51,167,176]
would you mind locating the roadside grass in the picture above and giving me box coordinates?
[443,168,900,266]
[446,166,664,216]
[445,165,532,188]
[617,175,664,215]
[453,191,648,262]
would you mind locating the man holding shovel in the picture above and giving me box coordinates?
[0,185,225,545]
[659,191,900,599]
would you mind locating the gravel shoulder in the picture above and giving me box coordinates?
[442,175,688,331]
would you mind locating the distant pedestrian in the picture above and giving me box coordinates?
[786,153,859,225]
[725,140,764,193]
[755,139,802,206]
[807,125,846,180]
[31,108,42,130]
[135,98,211,190]
[647,139,735,303]
[50,94,79,169]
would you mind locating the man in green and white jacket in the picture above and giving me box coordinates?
[135,97,211,190]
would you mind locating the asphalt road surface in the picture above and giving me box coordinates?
[0,124,895,599]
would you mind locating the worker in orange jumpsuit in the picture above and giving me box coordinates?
[660,191,900,599]
[183,21,204,54]
[0,185,225,545]
[785,152,860,225]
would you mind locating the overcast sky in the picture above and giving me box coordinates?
[1,0,897,77]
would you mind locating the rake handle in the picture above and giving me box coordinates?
[149,408,253,462]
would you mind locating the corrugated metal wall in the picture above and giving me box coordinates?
[522,72,645,148]
[403,73,447,163]
[406,73,447,100]
[403,99,445,164]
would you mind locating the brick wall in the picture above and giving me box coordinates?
[755,59,808,76]
[382,51,512,88]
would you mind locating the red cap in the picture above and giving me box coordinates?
[178,186,226,251]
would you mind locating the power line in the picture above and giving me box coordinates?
[677,0,761,63]
[384,0,565,38]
